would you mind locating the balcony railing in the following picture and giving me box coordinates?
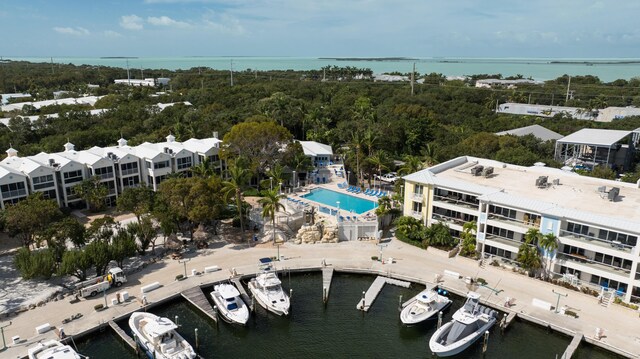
[412,193,423,201]
[559,230,633,253]
[432,213,471,226]
[485,233,525,247]
[556,252,631,276]
[96,173,114,180]
[411,211,422,218]
[1,189,27,199]
[120,168,138,176]
[433,195,479,210]
[488,213,540,228]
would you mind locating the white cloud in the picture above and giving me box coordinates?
[147,16,190,28]
[120,15,144,30]
[202,11,246,35]
[53,27,90,36]
[103,30,123,38]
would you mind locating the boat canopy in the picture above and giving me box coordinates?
[256,272,282,287]
[143,317,178,338]
[417,290,438,304]
[216,284,241,299]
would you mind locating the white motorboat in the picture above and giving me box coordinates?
[27,340,82,359]
[400,287,452,325]
[129,312,196,359]
[210,283,250,325]
[248,272,290,316]
[429,292,497,357]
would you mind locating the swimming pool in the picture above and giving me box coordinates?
[302,188,378,214]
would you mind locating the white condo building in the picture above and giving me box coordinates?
[402,156,640,303]
[0,134,222,209]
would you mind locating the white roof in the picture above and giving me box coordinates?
[154,101,192,110]
[57,149,104,166]
[298,141,333,156]
[29,152,77,168]
[0,162,27,178]
[406,156,640,234]
[556,128,633,147]
[496,124,562,141]
[0,156,47,175]
[182,138,221,154]
[0,96,103,112]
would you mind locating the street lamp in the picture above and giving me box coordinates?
[279,182,283,194]
[347,170,351,185]
[336,201,340,220]
[552,289,568,313]
[293,171,296,189]
[179,258,191,278]
[1,321,12,352]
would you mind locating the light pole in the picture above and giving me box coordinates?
[552,289,568,313]
[1,321,12,352]
[293,171,296,189]
[279,182,283,195]
[179,258,191,277]
[336,201,340,220]
[347,171,351,185]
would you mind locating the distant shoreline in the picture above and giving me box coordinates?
[549,60,640,65]
[318,57,418,61]
[99,56,139,59]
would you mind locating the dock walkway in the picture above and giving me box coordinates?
[230,277,252,309]
[562,332,583,359]
[108,320,136,350]
[322,267,334,303]
[181,287,217,322]
[357,276,411,312]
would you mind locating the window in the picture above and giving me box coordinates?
[486,225,515,240]
[414,185,424,195]
[32,174,54,190]
[94,166,114,179]
[63,170,83,184]
[566,222,589,236]
[40,189,57,200]
[484,245,513,260]
[597,229,637,247]
[176,156,192,170]
[120,162,139,176]
[154,160,170,170]
[146,160,153,169]
[123,176,140,187]
[412,202,422,213]
[489,205,516,219]
[1,182,26,198]
[155,175,167,186]
[208,154,220,163]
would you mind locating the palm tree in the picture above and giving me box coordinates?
[349,131,364,185]
[258,189,286,244]
[363,129,378,157]
[191,157,215,178]
[366,151,390,189]
[518,228,543,276]
[538,232,558,278]
[421,143,439,167]
[222,158,251,243]
[262,163,287,191]
[524,228,542,246]
[459,221,477,257]
[398,155,424,175]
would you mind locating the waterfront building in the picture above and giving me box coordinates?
[497,102,640,122]
[0,135,222,208]
[29,152,87,208]
[402,155,640,303]
[475,79,543,88]
[1,148,60,206]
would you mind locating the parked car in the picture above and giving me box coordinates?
[378,172,398,183]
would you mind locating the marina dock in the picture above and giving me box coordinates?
[500,311,517,330]
[108,320,136,350]
[181,287,218,322]
[562,332,583,359]
[322,267,334,303]
[357,276,411,312]
[230,277,253,310]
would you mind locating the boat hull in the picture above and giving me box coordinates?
[428,318,496,357]
[129,312,196,359]
[248,281,289,316]
[400,298,451,325]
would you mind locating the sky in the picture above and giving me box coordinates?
[2,0,640,58]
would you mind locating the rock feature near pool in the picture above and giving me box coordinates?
[321,224,339,243]
[295,224,323,244]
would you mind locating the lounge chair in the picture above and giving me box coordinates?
[369,190,378,197]
[339,216,344,222]
[364,189,371,195]
[353,188,360,194]
[378,191,386,198]
[345,216,351,221]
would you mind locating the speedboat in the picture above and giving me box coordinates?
[27,340,82,359]
[400,287,452,325]
[429,292,497,357]
[248,272,290,316]
[129,312,196,359]
[210,283,250,325]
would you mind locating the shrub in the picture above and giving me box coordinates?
[175,274,184,281]
[232,217,242,228]
[476,277,487,285]
[14,248,56,279]
[564,310,578,318]
[371,256,379,261]
[94,304,104,311]
[490,260,500,267]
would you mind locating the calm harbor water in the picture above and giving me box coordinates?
[4,56,640,82]
[75,273,620,358]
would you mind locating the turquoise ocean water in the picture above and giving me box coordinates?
[4,56,640,82]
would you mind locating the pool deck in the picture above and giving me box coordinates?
[3,239,640,358]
